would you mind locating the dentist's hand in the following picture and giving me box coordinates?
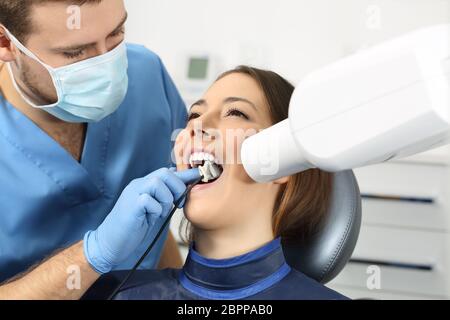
[83,168,200,274]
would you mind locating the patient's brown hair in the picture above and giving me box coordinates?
[181,66,333,244]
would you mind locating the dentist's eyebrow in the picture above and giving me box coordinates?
[224,97,257,111]
[51,12,128,53]
[52,41,96,53]
[108,12,128,37]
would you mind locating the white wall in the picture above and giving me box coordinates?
[124,0,450,86]
[123,0,450,300]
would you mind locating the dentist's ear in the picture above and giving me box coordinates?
[0,26,16,62]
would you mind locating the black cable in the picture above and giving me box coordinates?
[107,177,202,300]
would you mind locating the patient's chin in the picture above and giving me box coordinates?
[184,205,223,231]
[184,209,210,228]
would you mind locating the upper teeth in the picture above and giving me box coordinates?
[189,152,215,167]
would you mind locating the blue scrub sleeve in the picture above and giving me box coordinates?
[158,58,188,133]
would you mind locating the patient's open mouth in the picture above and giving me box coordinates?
[188,152,224,184]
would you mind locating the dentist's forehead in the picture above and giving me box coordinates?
[30,0,126,46]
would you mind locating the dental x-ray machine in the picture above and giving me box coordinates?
[242,24,450,182]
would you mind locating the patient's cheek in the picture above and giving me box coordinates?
[222,128,253,166]
[174,144,184,166]
[174,129,190,167]
[234,165,257,184]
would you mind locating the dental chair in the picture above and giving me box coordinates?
[283,170,362,284]
[82,170,361,299]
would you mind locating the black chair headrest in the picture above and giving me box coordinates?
[283,170,362,283]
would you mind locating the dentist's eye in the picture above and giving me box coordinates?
[226,108,249,120]
[63,50,85,59]
[187,112,201,122]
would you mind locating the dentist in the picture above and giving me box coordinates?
[0,0,191,299]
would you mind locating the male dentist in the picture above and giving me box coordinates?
[0,0,190,299]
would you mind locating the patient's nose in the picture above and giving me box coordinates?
[190,118,218,141]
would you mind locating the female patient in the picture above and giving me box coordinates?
[115,66,347,300]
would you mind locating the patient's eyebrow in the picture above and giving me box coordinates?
[224,97,257,111]
[190,99,207,110]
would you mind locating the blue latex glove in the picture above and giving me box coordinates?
[83,167,200,274]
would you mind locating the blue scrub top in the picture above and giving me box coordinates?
[0,44,187,282]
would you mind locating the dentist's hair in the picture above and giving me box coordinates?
[0,0,102,43]
[182,66,333,244]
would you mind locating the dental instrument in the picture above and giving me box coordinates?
[107,161,222,299]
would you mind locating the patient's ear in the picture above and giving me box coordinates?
[272,176,289,186]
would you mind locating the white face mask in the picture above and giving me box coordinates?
[5,29,129,123]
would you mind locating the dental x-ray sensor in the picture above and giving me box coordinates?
[241,24,450,183]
